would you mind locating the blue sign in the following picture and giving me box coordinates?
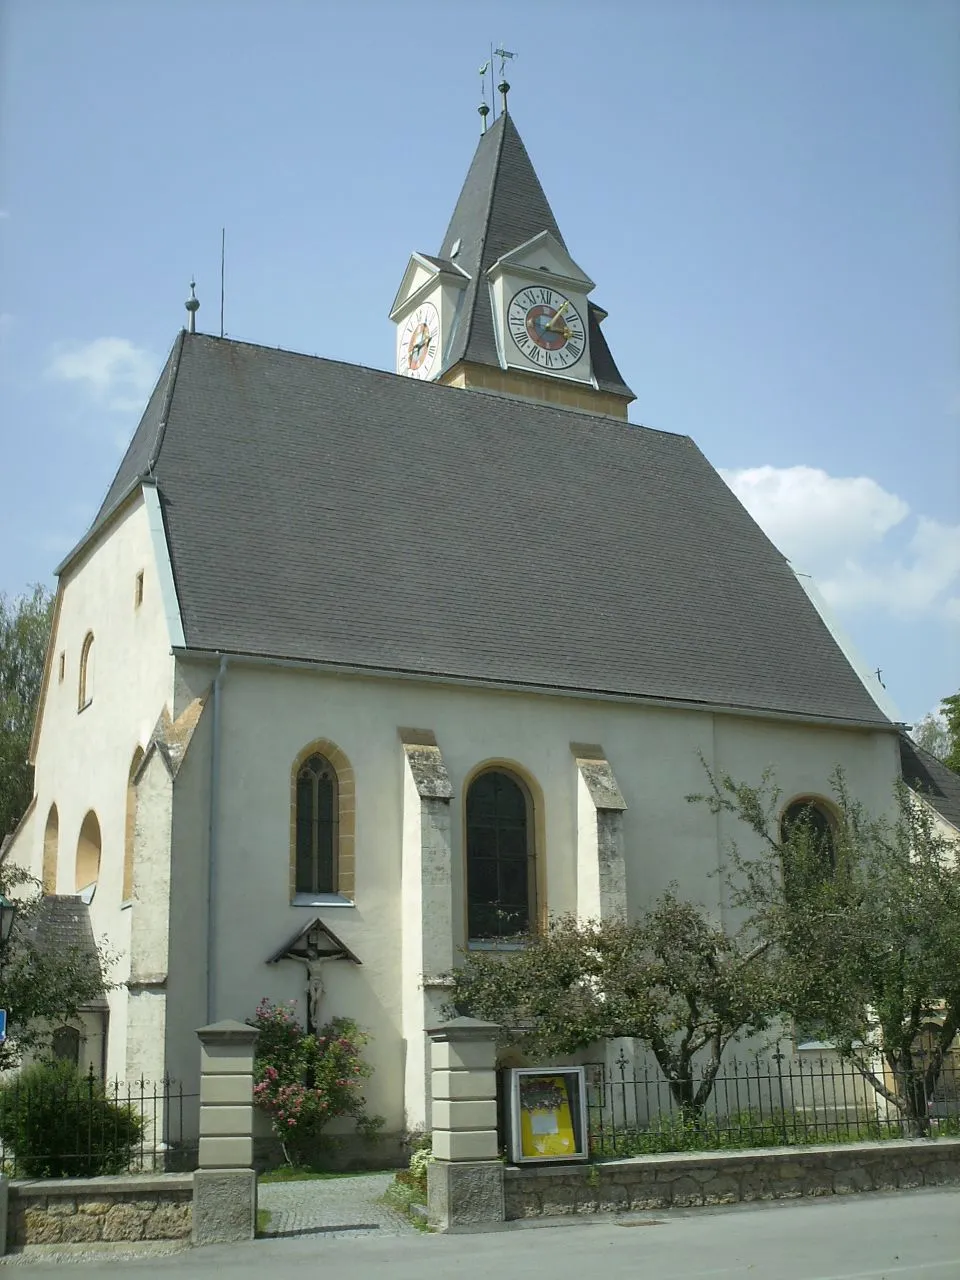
[0,1010,7,1044]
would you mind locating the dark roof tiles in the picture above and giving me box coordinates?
[899,735,960,832]
[94,332,890,726]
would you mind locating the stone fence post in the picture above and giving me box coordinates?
[426,1018,503,1232]
[192,1019,259,1246]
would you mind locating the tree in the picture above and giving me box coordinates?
[0,863,110,1071]
[911,692,960,775]
[941,693,960,775]
[0,585,54,838]
[696,766,960,1136]
[450,891,780,1121]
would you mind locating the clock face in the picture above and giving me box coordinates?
[507,287,586,371]
[398,302,441,380]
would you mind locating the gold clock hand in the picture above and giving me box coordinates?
[545,300,571,333]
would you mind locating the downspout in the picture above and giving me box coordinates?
[206,654,229,1022]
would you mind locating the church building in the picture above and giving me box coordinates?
[6,106,899,1142]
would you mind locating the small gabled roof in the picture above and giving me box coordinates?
[28,896,108,1009]
[899,734,960,833]
[437,113,634,401]
[267,917,361,966]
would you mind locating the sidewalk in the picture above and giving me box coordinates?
[258,1172,415,1239]
[2,1185,957,1277]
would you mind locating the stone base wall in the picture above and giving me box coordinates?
[9,1175,193,1246]
[504,1138,960,1218]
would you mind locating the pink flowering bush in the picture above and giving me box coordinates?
[249,999,382,1165]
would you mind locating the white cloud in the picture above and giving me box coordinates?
[47,337,158,412]
[721,465,960,622]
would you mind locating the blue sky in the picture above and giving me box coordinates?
[1,0,957,725]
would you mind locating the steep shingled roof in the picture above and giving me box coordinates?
[28,896,107,1009]
[437,113,634,401]
[899,734,960,833]
[86,332,889,726]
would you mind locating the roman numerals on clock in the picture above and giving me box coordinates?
[398,300,441,380]
[506,287,586,372]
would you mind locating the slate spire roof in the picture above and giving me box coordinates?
[436,113,634,400]
[86,332,890,727]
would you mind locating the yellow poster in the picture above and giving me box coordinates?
[518,1074,579,1159]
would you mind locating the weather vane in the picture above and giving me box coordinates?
[495,45,516,114]
[478,45,517,131]
[478,59,490,132]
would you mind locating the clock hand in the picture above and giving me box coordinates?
[544,300,571,334]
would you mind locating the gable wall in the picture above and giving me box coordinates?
[173,658,898,1131]
[22,495,177,1078]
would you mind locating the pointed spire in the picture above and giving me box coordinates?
[436,113,566,373]
[432,112,635,405]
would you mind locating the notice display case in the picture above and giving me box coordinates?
[505,1066,589,1163]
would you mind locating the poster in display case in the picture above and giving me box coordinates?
[506,1066,588,1163]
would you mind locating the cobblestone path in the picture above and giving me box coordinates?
[258,1173,417,1240]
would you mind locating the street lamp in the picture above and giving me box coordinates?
[0,896,17,947]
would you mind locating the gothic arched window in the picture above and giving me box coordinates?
[780,798,836,872]
[78,633,95,711]
[466,769,535,941]
[295,754,339,895]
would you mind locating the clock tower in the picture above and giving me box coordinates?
[389,111,634,419]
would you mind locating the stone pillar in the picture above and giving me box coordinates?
[400,730,455,1133]
[572,745,628,922]
[426,1018,504,1232]
[192,1020,259,1246]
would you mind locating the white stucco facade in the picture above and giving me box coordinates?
[7,489,177,1081]
[5,491,902,1138]
[156,654,899,1134]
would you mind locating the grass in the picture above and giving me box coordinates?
[255,1208,273,1236]
[590,1108,960,1158]
[381,1172,430,1232]
[259,1165,394,1184]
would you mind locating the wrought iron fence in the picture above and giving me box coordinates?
[586,1049,960,1157]
[0,1071,199,1178]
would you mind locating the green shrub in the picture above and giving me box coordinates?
[0,1060,143,1177]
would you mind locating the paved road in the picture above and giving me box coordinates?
[4,1187,958,1277]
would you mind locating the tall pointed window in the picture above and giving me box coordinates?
[295,754,339,895]
[75,810,101,895]
[780,798,836,872]
[42,804,59,894]
[123,747,144,901]
[78,633,95,711]
[466,769,535,941]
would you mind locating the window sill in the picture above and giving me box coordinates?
[292,893,354,908]
[467,939,528,952]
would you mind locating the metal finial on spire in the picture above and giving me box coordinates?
[185,279,200,334]
[494,46,516,113]
[478,59,491,133]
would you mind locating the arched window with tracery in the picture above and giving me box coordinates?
[295,754,339,894]
[465,769,536,941]
[42,804,59,893]
[78,633,95,711]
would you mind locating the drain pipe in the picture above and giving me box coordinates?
[206,654,229,1023]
